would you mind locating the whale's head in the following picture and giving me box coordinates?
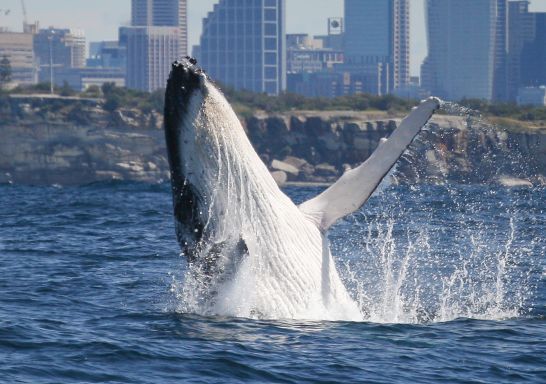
[165,57,207,117]
[164,58,245,261]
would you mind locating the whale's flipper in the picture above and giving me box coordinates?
[299,97,441,231]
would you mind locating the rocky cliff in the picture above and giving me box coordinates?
[247,111,546,186]
[0,96,167,185]
[1,95,545,186]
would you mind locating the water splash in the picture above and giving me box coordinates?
[333,100,541,324]
[336,202,535,324]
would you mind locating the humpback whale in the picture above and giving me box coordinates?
[164,58,440,321]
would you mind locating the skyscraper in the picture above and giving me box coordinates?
[120,26,179,92]
[34,28,86,70]
[33,28,87,85]
[197,0,286,95]
[131,0,188,57]
[493,0,508,101]
[0,32,37,85]
[123,0,187,91]
[343,0,409,93]
[507,1,546,100]
[421,0,507,101]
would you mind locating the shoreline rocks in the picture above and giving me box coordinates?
[1,96,545,186]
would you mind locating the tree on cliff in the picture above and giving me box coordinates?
[102,82,122,112]
[0,55,12,89]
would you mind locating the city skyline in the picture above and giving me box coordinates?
[3,0,546,77]
[0,0,466,77]
[2,0,546,77]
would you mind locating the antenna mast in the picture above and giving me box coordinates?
[21,0,30,33]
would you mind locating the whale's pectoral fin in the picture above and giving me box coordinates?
[299,97,441,232]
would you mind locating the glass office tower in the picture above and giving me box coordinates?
[198,0,286,95]
[344,0,410,93]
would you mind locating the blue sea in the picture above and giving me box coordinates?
[1,182,545,383]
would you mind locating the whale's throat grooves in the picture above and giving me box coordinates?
[169,80,361,320]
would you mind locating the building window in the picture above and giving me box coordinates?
[265,66,277,79]
[265,38,277,50]
[264,23,277,36]
[265,81,277,94]
[264,9,277,21]
[265,52,277,65]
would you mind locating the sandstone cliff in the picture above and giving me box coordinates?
[1,95,545,186]
[0,96,167,185]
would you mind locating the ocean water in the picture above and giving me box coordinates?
[0,182,545,383]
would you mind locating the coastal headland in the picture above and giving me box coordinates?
[1,94,545,187]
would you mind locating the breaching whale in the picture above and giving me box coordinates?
[164,58,440,321]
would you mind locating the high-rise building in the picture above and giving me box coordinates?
[120,26,179,92]
[507,1,535,101]
[197,0,286,95]
[34,28,86,70]
[34,28,86,85]
[343,0,409,94]
[520,14,546,87]
[123,0,187,91]
[87,41,127,70]
[0,32,37,85]
[507,1,546,101]
[131,0,187,57]
[421,0,506,101]
[493,0,508,101]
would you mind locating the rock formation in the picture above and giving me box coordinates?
[1,95,545,186]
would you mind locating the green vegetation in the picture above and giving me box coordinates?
[5,81,546,128]
[11,82,59,94]
[100,83,164,113]
[81,85,101,99]
[101,83,165,113]
[59,81,76,97]
[459,98,546,123]
[0,55,12,89]
[220,85,417,115]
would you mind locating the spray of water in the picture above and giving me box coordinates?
[333,100,540,324]
[336,207,535,324]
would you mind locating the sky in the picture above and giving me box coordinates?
[2,0,546,76]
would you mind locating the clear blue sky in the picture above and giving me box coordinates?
[2,0,546,76]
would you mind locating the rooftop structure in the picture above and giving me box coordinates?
[87,41,127,70]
